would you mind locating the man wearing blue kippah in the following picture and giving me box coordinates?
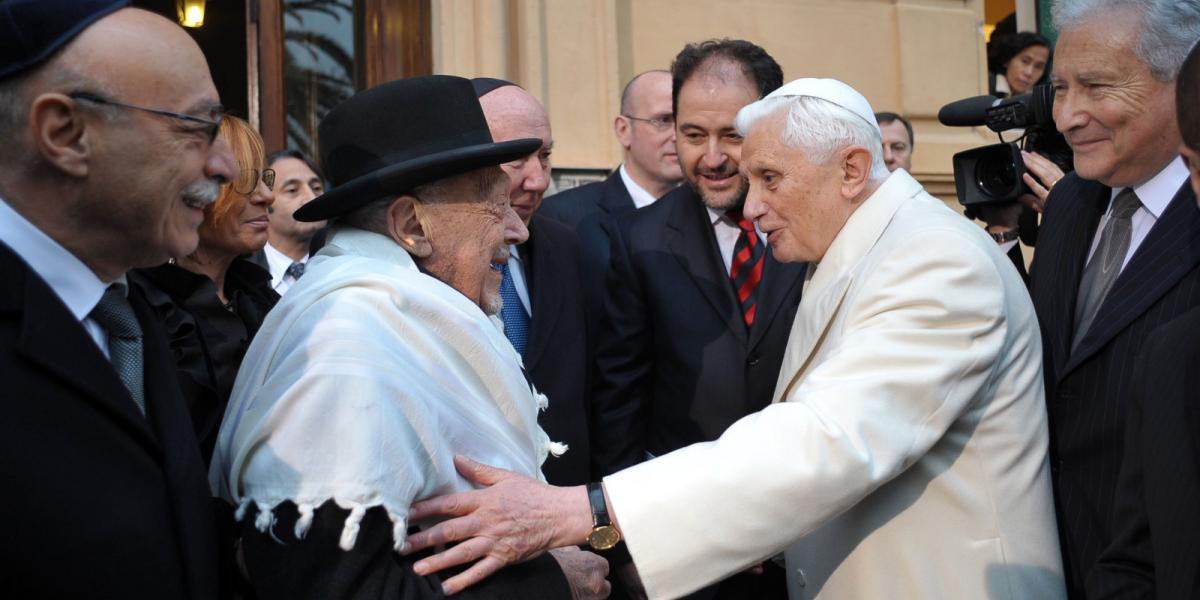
[0,1,237,597]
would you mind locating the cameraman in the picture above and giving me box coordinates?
[1019,0,1200,597]
[976,150,1065,280]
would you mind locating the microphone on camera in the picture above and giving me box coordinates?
[936,95,1003,127]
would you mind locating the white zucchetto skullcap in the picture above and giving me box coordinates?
[765,78,880,133]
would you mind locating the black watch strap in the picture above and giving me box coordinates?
[587,482,610,527]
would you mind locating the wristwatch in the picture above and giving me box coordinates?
[586,482,621,551]
[989,228,1018,243]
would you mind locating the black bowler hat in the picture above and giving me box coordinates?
[294,75,540,222]
[0,0,129,81]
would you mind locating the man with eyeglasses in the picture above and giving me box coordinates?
[0,1,236,598]
[540,70,682,325]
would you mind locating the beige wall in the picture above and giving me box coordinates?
[432,0,999,199]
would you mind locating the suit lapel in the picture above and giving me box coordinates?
[773,269,853,402]
[4,247,158,449]
[665,193,747,343]
[1065,183,1200,374]
[748,249,806,349]
[1037,178,1108,381]
[522,217,563,372]
[598,171,636,215]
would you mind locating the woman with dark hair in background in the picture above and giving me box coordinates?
[988,31,1052,97]
[131,116,279,466]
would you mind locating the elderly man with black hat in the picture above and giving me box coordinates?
[0,1,237,598]
[210,75,609,600]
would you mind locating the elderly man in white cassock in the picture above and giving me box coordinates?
[401,78,1068,600]
[209,75,608,600]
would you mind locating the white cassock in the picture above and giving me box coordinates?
[604,170,1066,599]
[210,227,562,551]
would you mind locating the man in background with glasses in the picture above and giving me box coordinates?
[0,1,236,598]
[540,70,682,326]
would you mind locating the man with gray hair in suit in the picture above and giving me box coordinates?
[1014,1,1200,596]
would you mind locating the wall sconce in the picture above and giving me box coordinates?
[177,0,206,28]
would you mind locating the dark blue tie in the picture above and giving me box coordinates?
[499,262,530,355]
[285,261,306,280]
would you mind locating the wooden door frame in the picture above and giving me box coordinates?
[253,0,432,153]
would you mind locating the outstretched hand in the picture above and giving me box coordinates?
[403,455,593,595]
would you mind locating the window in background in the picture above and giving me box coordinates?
[283,0,361,158]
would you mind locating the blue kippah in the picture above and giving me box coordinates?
[0,0,130,81]
[471,77,520,98]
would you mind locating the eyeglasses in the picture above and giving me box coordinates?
[233,168,275,195]
[623,114,675,131]
[68,91,223,144]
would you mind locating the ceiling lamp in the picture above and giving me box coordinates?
[177,0,206,28]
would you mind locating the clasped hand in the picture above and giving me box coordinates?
[402,455,608,598]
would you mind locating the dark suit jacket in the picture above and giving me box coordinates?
[592,184,806,474]
[1028,172,1200,597]
[521,214,592,486]
[1086,307,1200,599]
[539,171,639,330]
[0,242,219,599]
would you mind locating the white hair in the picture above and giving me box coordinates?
[735,95,890,182]
[1053,0,1200,81]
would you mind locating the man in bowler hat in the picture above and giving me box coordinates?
[0,1,237,597]
[210,75,609,600]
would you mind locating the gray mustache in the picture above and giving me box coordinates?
[183,179,222,206]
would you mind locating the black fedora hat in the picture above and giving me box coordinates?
[294,75,539,222]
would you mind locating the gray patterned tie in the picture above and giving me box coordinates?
[1072,188,1142,352]
[89,283,146,414]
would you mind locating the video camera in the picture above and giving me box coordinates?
[937,84,1072,207]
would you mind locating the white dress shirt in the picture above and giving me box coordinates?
[0,196,123,358]
[505,243,532,315]
[263,242,307,296]
[706,206,766,274]
[1084,156,1189,273]
[619,163,659,209]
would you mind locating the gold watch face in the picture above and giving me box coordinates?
[588,525,621,551]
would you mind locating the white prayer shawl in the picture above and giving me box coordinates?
[209,227,563,551]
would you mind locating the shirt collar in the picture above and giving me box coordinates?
[0,196,118,322]
[263,242,296,281]
[1115,155,1189,219]
[706,206,734,227]
[995,76,1012,97]
[619,163,659,209]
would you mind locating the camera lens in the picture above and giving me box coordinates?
[975,154,1017,199]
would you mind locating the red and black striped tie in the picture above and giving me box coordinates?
[728,209,764,328]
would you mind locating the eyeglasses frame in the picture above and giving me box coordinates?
[233,167,276,195]
[622,114,675,131]
[68,91,223,144]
